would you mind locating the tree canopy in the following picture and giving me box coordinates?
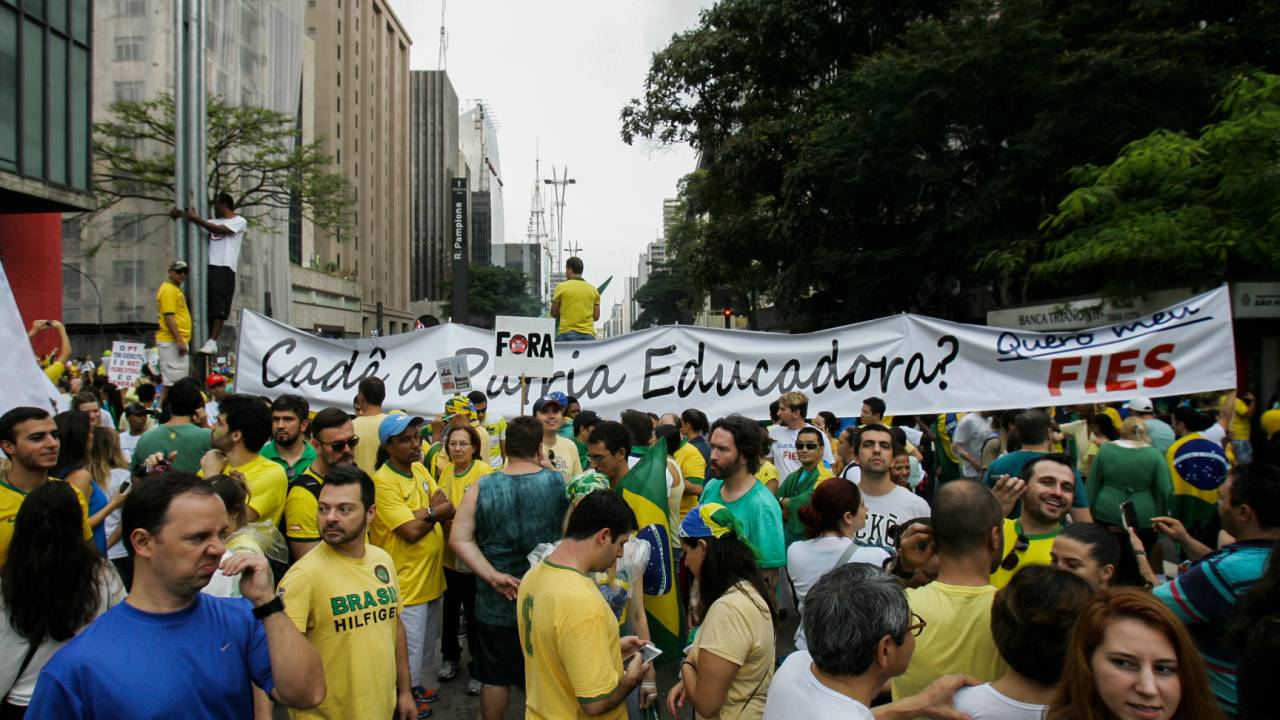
[92,92,353,250]
[446,265,543,329]
[982,72,1280,297]
[623,0,1280,327]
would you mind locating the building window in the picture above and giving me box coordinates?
[114,0,146,16]
[112,260,144,286]
[62,265,82,302]
[113,35,145,61]
[112,213,144,243]
[113,80,144,102]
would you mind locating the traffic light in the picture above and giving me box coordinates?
[722,307,732,329]
[722,307,732,317]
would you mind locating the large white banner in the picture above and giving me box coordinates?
[236,286,1237,419]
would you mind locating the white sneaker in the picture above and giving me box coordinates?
[465,679,481,696]
[438,661,458,681]
[198,338,218,354]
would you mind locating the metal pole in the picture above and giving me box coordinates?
[62,262,104,341]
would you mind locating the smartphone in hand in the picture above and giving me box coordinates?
[1119,500,1139,530]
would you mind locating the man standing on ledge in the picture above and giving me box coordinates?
[155,260,192,395]
[171,191,248,355]
[550,256,600,341]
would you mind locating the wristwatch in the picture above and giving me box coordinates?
[252,595,285,620]
[426,506,437,519]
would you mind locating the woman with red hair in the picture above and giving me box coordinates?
[1047,588,1221,720]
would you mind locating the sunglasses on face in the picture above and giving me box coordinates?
[325,436,359,452]
[795,442,822,450]
[1000,533,1030,571]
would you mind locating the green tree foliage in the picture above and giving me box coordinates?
[984,72,1280,296]
[447,265,543,329]
[92,92,353,249]
[623,0,1280,326]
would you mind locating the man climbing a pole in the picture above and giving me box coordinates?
[170,191,247,355]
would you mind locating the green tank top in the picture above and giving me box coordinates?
[473,468,570,627]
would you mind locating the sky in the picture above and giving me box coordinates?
[386,0,711,314]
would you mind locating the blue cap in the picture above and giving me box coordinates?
[378,412,425,445]
[532,391,569,414]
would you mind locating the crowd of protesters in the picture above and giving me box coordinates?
[0,362,1277,720]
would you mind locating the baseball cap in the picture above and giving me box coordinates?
[443,394,476,421]
[1125,397,1154,413]
[124,403,149,416]
[206,373,227,388]
[169,260,189,273]
[379,412,425,445]
[532,391,568,414]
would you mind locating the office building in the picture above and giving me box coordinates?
[459,101,503,267]
[306,0,413,335]
[408,69,460,311]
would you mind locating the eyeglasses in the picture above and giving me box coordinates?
[1000,534,1030,571]
[588,453,611,464]
[794,442,821,450]
[325,436,359,452]
[907,612,927,637]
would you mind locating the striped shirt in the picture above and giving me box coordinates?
[1154,539,1273,718]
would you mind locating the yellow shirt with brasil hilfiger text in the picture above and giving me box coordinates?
[369,462,447,605]
[518,560,627,720]
[278,541,402,720]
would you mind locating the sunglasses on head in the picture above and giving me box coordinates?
[795,442,822,450]
[1000,533,1030,571]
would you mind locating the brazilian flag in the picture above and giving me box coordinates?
[935,413,963,484]
[616,443,682,661]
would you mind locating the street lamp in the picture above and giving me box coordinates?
[61,262,104,341]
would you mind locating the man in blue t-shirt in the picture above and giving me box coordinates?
[26,473,326,719]
[699,415,785,586]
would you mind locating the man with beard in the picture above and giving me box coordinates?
[698,415,785,588]
[26,473,325,718]
[369,413,454,719]
[983,409,1092,523]
[285,407,358,562]
[278,465,418,720]
[851,424,930,553]
[262,395,316,482]
[201,394,288,526]
[987,454,1075,588]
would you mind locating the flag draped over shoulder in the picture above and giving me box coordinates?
[616,443,681,659]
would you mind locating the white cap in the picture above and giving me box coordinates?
[1126,397,1154,413]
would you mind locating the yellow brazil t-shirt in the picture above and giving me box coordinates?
[155,281,192,343]
[440,460,492,570]
[754,460,780,488]
[44,361,66,385]
[552,278,600,337]
[544,435,582,480]
[369,462,446,605]
[674,441,708,519]
[283,468,326,543]
[518,560,627,720]
[0,479,91,568]
[278,542,403,720]
[690,582,775,720]
[232,454,288,527]
[893,582,1008,700]
[989,518,1058,589]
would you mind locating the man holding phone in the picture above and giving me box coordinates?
[517,490,651,719]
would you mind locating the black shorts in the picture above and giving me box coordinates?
[207,265,236,320]
[470,620,525,688]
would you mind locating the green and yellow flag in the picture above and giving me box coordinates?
[616,443,682,661]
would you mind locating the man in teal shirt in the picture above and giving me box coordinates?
[699,415,785,587]
[983,409,1091,522]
